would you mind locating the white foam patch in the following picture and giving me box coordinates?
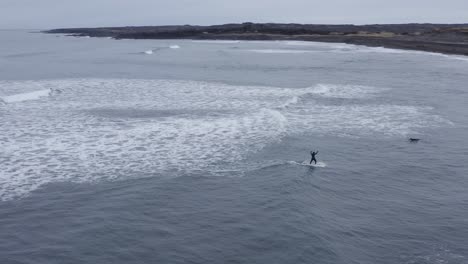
[144,50,153,55]
[1,89,50,103]
[169,45,180,49]
[286,104,451,138]
[246,49,318,54]
[332,44,468,62]
[0,79,451,200]
[288,161,327,168]
[310,84,385,98]
[439,54,468,62]
[282,40,468,61]
[355,46,416,54]
[452,56,468,62]
[192,40,241,44]
[284,41,351,49]
[283,41,410,54]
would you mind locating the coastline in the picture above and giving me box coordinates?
[44,23,468,56]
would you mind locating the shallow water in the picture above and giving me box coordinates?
[0,30,467,264]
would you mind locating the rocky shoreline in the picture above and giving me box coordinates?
[45,23,468,56]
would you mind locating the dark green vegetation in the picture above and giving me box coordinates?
[46,23,468,55]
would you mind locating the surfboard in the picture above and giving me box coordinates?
[287,161,327,168]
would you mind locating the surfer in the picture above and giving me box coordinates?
[310,151,319,164]
[48,88,62,96]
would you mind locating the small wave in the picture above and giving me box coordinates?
[357,46,415,54]
[246,49,317,54]
[287,161,327,167]
[282,41,468,60]
[192,40,241,44]
[439,54,468,62]
[332,45,468,62]
[1,89,51,103]
[452,56,468,62]
[142,46,179,54]
[308,84,385,99]
[284,41,351,49]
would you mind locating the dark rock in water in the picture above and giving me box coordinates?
[44,23,468,56]
[409,138,421,142]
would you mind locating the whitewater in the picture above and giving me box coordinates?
[0,79,451,200]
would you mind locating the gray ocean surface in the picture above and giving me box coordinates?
[0,30,468,264]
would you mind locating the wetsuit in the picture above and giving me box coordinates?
[310,151,318,164]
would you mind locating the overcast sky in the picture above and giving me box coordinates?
[1,0,467,29]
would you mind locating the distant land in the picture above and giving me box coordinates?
[45,23,468,55]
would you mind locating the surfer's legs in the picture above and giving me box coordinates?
[310,158,313,164]
[312,158,317,164]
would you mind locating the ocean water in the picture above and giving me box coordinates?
[1,30,468,264]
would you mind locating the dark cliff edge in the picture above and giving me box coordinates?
[44,23,468,56]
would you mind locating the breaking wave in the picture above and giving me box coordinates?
[246,49,318,54]
[192,40,241,44]
[1,89,51,103]
[0,79,451,200]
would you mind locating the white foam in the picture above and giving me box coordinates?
[288,161,327,167]
[192,40,241,44]
[286,104,452,138]
[439,54,468,62]
[360,47,468,63]
[309,84,385,98]
[279,96,299,109]
[1,89,50,103]
[332,45,468,62]
[283,41,406,54]
[169,45,180,49]
[144,50,153,55]
[246,49,317,54]
[0,79,451,200]
[452,56,468,62]
[281,40,468,60]
[356,46,415,54]
[451,56,468,62]
[284,41,351,49]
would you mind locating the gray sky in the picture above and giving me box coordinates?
[1,0,467,29]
